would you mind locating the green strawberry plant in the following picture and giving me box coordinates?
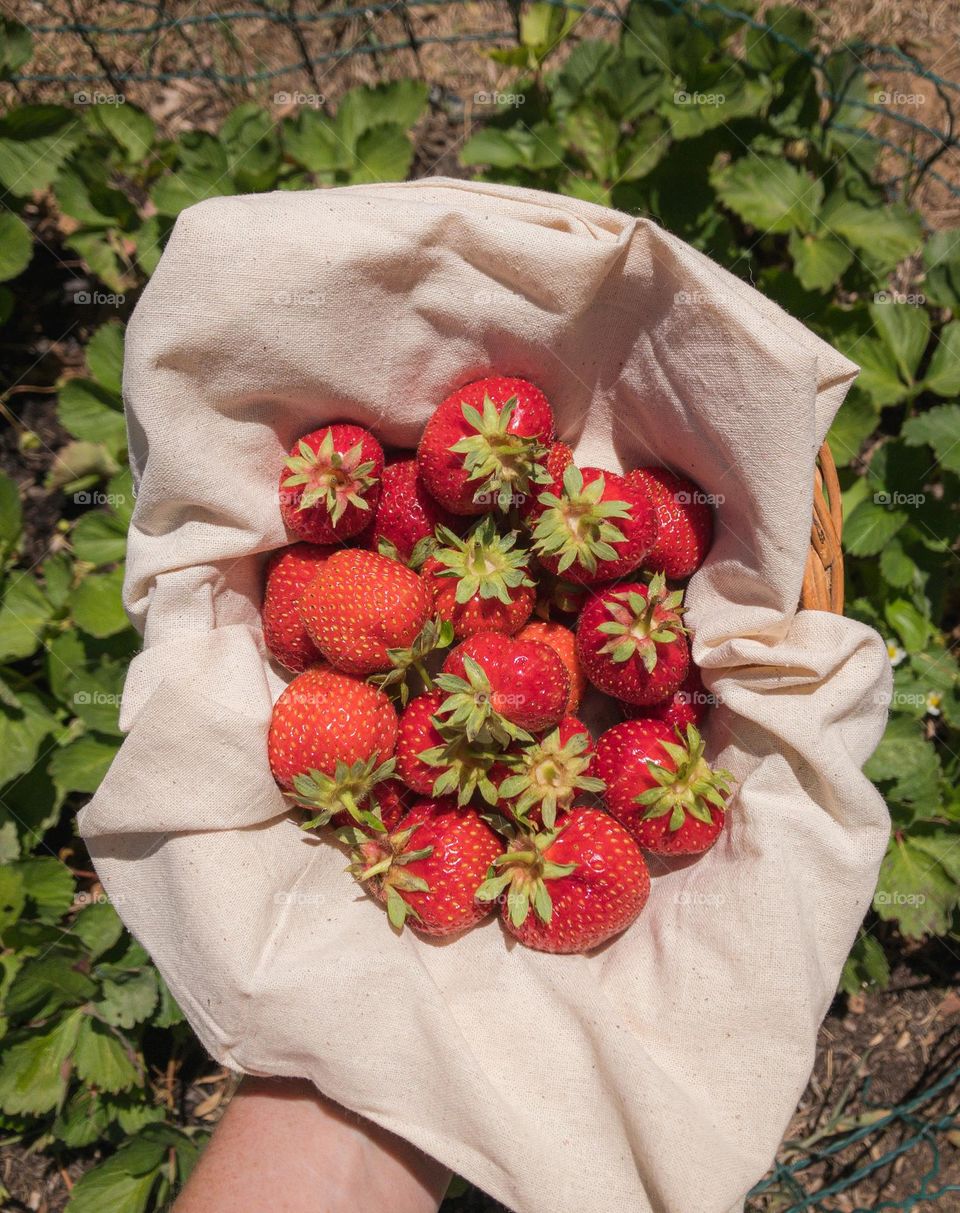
[0,0,958,1204]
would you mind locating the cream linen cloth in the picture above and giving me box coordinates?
[78,179,891,1213]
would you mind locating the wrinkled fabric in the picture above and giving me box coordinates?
[79,179,890,1213]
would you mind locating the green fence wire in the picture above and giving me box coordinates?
[3,2,960,1209]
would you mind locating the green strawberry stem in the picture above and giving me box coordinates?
[292,756,396,833]
[499,727,605,829]
[634,724,734,831]
[348,826,435,931]
[432,517,534,605]
[596,572,687,673]
[370,617,455,705]
[476,828,576,927]
[531,464,633,575]
[448,396,553,511]
[418,729,499,807]
[282,431,378,524]
[433,656,532,747]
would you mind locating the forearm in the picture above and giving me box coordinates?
[174,1076,450,1213]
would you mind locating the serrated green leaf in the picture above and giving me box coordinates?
[96,967,159,1029]
[0,1009,82,1115]
[74,1015,141,1093]
[5,954,96,1021]
[72,511,128,565]
[350,123,414,184]
[85,322,125,395]
[72,900,125,959]
[875,833,959,938]
[0,105,81,194]
[0,689,58,783]
[0,866,24,933]
[902,403,960,473]
[0,574,54,660]
[843,499,908,556]
[53,1087,111,1148]
[788,229,853,292]
[49,734,119,795]
[70,567,128,638]
[868,301,929,384]
[18,856,75,922]
[0,211,32,282]
[711,154,822,234]
[57,378,126,457]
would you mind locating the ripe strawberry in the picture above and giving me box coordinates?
[516,620,584,713]
[267,666,398,798]
[626,466,713,579]
[361,458,458,563]
[621,664,710,730]
[530,464,657,584]
[351,799,502,935]
[261,542,332,672]
[422,517,535,638]
[280,424,384,543]
[395,691,497,806]
[495,717,604,829]
[300,549,431,676]
[595,721,733,855]
[437,630,570,742]
[519,440,573,525]
[576,574,690,705]
[476,806,649,953]
[417,376,555,515]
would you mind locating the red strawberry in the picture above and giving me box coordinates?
[516,620,584,714]
[422,517,535,638]
[437,630,570,742]
[476,806,650,953]
[530,464,657,584]
[621,664,710,730]
[330,778,408,834]
[267,666,398,800]
[261,542,332,672]
[495,716,604,829]
[519,440,573,524]
[595,721,733,855]
[418,376,555,515]
[280,423,384,543]
[626,467,713,579]
[577,574,690,705]
[300,549,432,676]
[361,458,458,563]
[394,691,497,806]
[351,799,502,935]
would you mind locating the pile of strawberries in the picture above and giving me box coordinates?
[264,376,733,954]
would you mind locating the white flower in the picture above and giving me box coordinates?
[886,639,906,667]
[925,691,942,717]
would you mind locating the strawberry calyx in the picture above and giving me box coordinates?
[633,724,734,831]
[432,517,534,606]
[448,395,553,511]
[417,730,499,807]
[531,465,633,576]
[475,827,576,927]
[596,573,687,673]
[371,617,455,705]
[292,756,397,832]
[433,656,532,746]
[282,430,379,525]
[347,826,435,930]
[499,729,605,829]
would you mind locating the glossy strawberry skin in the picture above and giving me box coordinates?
[364,800,502,936]
[361,458,458,561]
[279,423,384,543]
[516,620,584,713]
[621,665,710,730]
[299,549,431,676]
[534,466,658,585]
[418,377,555,515]
[442,630,570,733]
[626,467,713,579]
[395,691,447,795]
[501,807,650,953]
[261,543,333,672]
[595,719,725,855]
[267,666,398,791]
[577,581,690,706]
[422,554,535,638]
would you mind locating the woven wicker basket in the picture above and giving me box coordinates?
[801,443,844,613]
